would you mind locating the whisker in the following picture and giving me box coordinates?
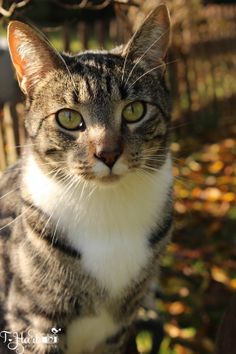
[0,167,66,203]
[128,60,177,90]
[8,143,39,150]
[141,165,160,173]
[141,156,183,163]
[1,161,68,174]
[168,122,190,131]
[29,24,79,100]
[0,189,16,201]
[33,173,77,269]
[0,205,35,233]
[124,28,171,87]
[135,169,156,184]
[121,29,138,84]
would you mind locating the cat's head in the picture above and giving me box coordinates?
[8,4,171,185]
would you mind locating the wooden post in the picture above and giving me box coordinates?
[78,21,89,50]
[95,20,105,48]
[9,102,21,157]
[3,102,17,166]
[0,107,7,171]
[63,22,71,52]
[215,294,236,354]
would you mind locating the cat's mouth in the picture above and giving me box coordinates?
[88,157,129,184]
[83,170,124,186]
[96,173,121,184]
[70,157,130,184]
[70,168,123,185]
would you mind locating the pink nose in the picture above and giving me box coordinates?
[95,147,122,169]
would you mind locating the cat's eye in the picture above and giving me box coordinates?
[56,109,84,131]
[122,101,146,123]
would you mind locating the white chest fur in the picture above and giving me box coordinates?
[66,308,119,354]
[24,155,172,297]
[24,155,172,353]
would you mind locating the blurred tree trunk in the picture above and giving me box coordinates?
[215,294,236,354]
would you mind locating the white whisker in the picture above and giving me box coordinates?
[125,28,170,87]
[128,60,177,90]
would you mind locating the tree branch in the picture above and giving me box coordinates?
[0,0,32,17]
[54,0,139,10]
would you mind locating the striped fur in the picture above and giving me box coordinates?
[0,5,173,354]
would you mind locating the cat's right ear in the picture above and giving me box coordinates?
[8,21,61,94]
[122,4,171,70]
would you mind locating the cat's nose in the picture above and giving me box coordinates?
[95,147,122,169]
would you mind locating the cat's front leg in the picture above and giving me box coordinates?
[4,282,64,354]
[94,327,137,354]
[22,347,63,354]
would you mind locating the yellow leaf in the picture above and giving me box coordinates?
[211,266,229,285]
[168,301,186,315]
[173,166,180,177]
[188,160,201,172]
[164,323,180,338]
[171,142,181,152]
[222,192,235,203]
[230,279,236,289]
[178,188,190,199]
[223,138,235,148]
[209,144,220,153]
[208,161,224,174]
[175,201,187,214]
[204,188,222,202]
[191,187,202,198]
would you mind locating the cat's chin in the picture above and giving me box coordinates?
[94,174,123,186]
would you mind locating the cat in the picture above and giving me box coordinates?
[0,4,173,354]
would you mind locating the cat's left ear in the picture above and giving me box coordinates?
[8,21,61,94]
[122,4,171,70]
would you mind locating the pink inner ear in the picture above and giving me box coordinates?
[8,27,27,83]
[8,22,60,94]
[14,63,24,82]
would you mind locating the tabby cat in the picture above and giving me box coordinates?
[0,4,173,354]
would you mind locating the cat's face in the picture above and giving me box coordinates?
[8,5,171,185]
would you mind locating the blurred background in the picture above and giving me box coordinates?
[0,0,235,353]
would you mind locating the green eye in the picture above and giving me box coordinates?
[56,109,84,131]
[122,101,146,123]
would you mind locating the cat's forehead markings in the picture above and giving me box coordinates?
[80,53,121,72]
[76,74,121,104]
[78,77,97,103]
[83,58,102,68]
